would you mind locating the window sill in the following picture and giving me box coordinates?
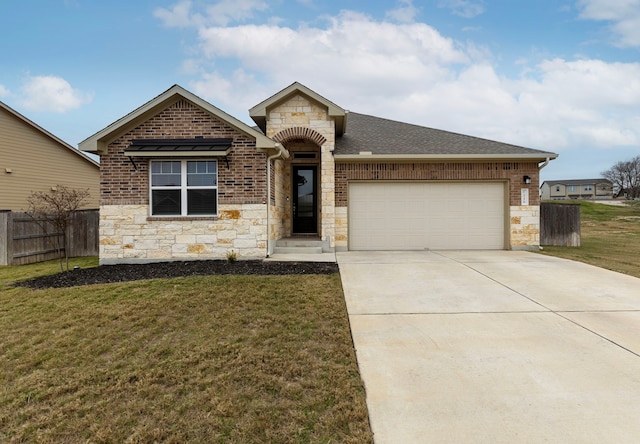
[147,216,218,221]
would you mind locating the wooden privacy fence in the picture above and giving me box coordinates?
[540,202,581,247]
[0,209,99,266]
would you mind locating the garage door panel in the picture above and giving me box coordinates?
[349,182,504,250]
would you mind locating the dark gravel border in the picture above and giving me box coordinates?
[14,260,340,289]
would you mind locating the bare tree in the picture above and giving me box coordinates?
[26,185,90,271]
[601,155,640,199]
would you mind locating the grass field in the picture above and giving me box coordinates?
[0,259,372,443]
[538,200,640,278]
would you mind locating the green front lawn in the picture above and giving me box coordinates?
[0,259,372,443]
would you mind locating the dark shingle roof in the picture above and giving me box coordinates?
[542,179,611,186]
[334,112,556,158]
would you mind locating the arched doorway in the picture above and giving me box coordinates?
[272,127,327,236]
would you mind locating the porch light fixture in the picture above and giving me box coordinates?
[523,175,531,184]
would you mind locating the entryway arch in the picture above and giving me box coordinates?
[272,127,327,146]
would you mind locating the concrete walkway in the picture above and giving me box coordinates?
[337,251,640,443]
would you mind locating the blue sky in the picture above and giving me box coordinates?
[1,0,639,182]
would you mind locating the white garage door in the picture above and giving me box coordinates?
[349,182,505,250]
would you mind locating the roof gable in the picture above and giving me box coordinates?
[0,100,99,168]
[79,85,277,154]
[249,82,347,135]
[334,112,558,161]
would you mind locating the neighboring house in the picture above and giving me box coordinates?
[79,83,557,264]
[540,179,613,200]
[0,101,100,210]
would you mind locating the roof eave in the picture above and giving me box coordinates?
[334,153,559,162]
[79,85,277,154]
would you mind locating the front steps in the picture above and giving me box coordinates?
[273,237,323,255]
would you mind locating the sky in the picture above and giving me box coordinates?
[1,0,639,182]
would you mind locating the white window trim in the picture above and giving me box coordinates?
[149,159,218,217]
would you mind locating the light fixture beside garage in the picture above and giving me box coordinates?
[523,175,532,184]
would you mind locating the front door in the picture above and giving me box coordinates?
[293,166,317,234]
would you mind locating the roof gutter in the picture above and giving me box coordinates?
[334,153,559,162]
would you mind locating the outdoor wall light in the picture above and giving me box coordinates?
[523,175,532,184]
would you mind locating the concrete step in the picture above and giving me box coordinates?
[273,246,323,254]
[275,239,323,248]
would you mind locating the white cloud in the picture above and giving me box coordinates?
[19,75,92,113]
[164,4,639,156]
[204,0,268,26]
[386,0,420,23]
[513,59,640,148]
[196,11,468,72]
[154,0,269,28]
[154,0,199,28]
[0,84,9,97]
[388,58,640,152]
[438,0,485,18]
[578,0,640,46]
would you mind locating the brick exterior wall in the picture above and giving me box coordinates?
[335,161,540,207]
[100,99,267,206]
[98,99,272,261]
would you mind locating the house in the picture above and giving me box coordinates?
[540,179,613,200]
[0,100,100,211]
[79,83,557,264]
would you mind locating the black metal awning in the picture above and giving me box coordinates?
[124,138,233,157]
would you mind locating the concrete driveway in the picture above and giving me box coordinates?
[337,251,640,443]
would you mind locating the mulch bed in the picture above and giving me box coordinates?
[15,260,339,289]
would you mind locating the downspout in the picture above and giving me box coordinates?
[266,143,286,258]
[538,157,550,170]
[537,157,551,251]
[538,157,551,197]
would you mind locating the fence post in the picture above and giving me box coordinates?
[0,211,12,265]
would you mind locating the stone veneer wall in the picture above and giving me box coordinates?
[334,161,542,249]
[269,157,287,254]
[99,204,267,264]
[509,206,540,248]
[265,94,336,250]
[335,206,348,251]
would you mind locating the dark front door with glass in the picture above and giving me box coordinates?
[292,166,317,234]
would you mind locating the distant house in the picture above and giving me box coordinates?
[80,82,557,264]
[0,101,100,210]
[540,179,613,200]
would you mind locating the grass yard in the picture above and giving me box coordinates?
[538,201,640,278]
[0,259,372,443]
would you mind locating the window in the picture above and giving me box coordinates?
[555,186,560,192]
[584,185,593,191]
[150,160,217,216]
[568,185,576,192]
